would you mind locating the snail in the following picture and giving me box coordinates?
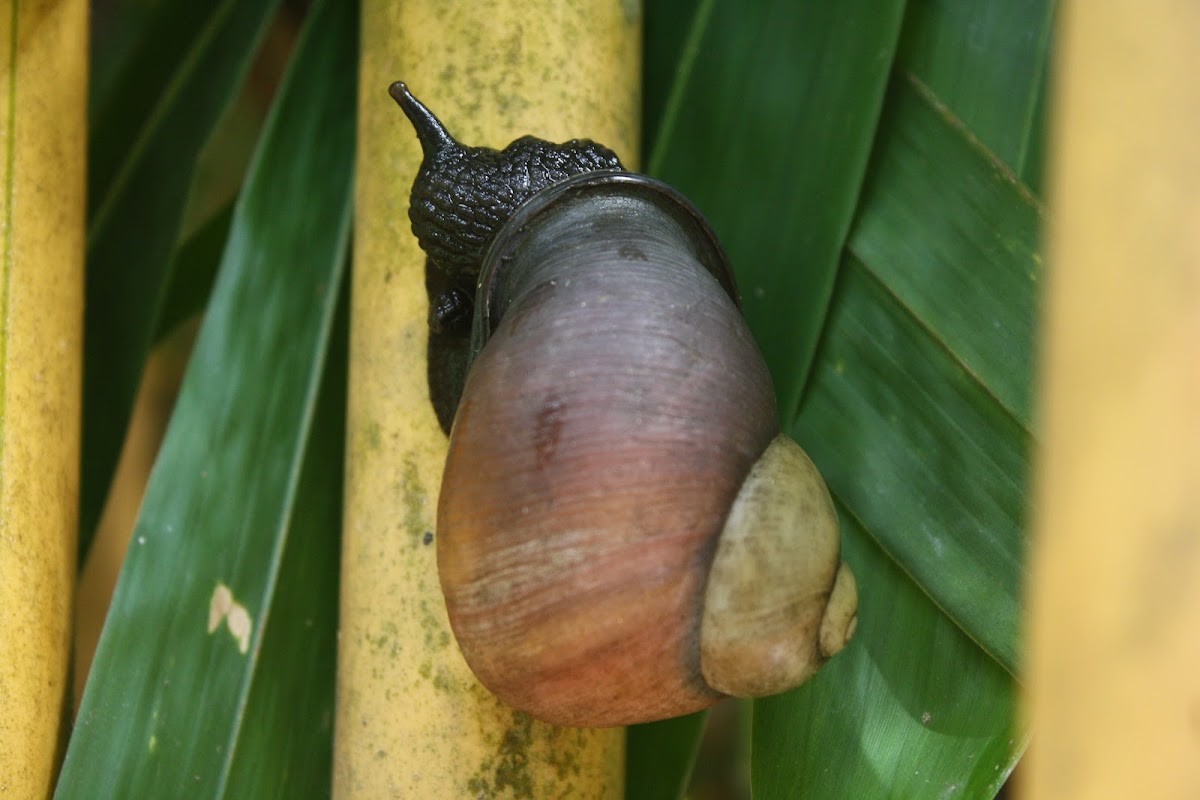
[391,82,858,727]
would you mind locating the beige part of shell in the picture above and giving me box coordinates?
[699,435,858,697]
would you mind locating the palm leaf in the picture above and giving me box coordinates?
[80,0,281,556]
[649,0,908,416]
[896,0,1054,174]
[58,0,356,793]
[637,1,1052,796]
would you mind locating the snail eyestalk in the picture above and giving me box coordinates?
[388,81,458,159]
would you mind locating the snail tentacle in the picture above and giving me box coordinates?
[389,81,457,158]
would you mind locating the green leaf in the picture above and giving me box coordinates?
[641,0,701,163]
[81,0,282,556]
[88,2,215,214]
[848,75,1042,429]
[895,0,1056,174]
[1020,43,1052,195]
[89,0,183,127]
[58,0,356,793]
[625,712,708,800]
[635,4,906,792]
[223,295,347,798]
[752,68,1040,796]
[748,22,1044,797]
[795,255,1028,677]
[648,0,908,422]
[644,3,1049,795]
[752,510,1020,798]
[154,202,234,343]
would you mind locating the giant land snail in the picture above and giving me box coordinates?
[391,82,858,728]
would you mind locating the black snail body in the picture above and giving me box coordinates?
[392,82,858,727]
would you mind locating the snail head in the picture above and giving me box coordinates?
[390,82,626,284]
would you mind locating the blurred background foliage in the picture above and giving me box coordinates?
[68,0,1050,796]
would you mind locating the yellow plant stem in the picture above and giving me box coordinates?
[1027,2,1200,798]
[336,1,639,796]
[0,0,85,795]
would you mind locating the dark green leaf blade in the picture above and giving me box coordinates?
[648,0,907,423]
[848,75,1043,428]
[641,0,702,162]
[750,39,1041,799]
[794,257,1028,675]
[81,0,281,556]
[90,0,181,132]
[154,202,234,343]
[223,290,347,799]
[650,3,1045,797]
[58,0,356,793]
[1019,46,1052,195]
[626,712,709,800]
[752,511,1021,798]
[895,0,1055,175]
[88,2,214,214]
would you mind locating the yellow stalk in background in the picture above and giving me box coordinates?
[1027,1,1200,798]
[0,0,85,795]
[336,1,638,796]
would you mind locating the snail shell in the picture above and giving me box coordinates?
[393,84,858,727]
